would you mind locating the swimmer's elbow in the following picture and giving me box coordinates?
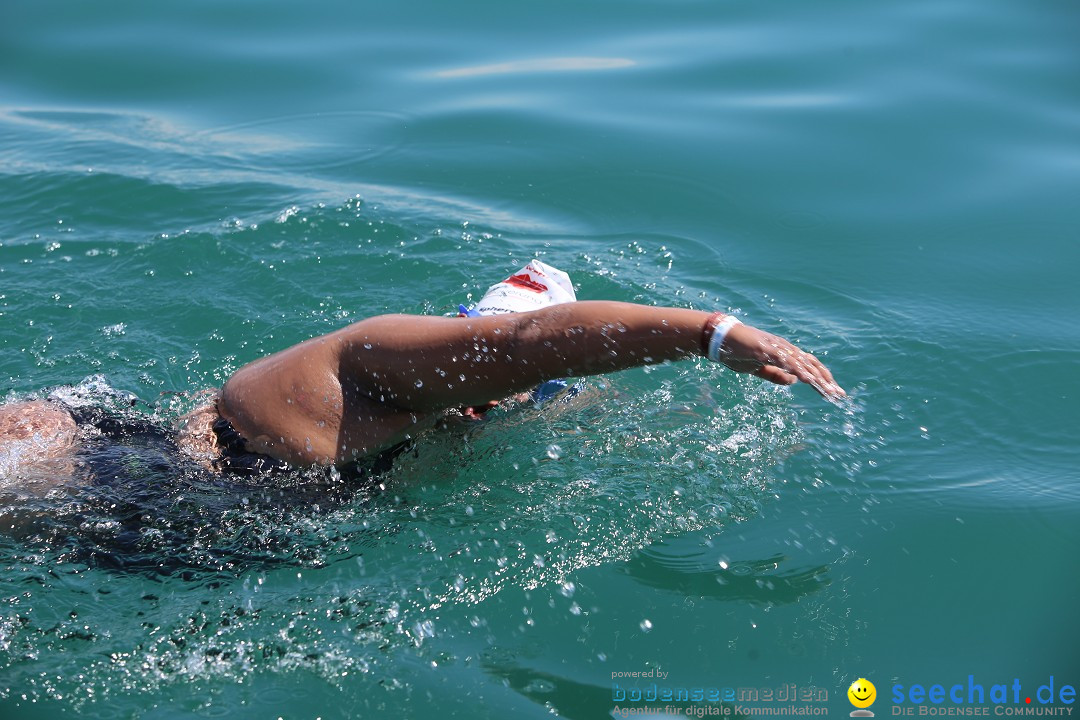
[507,306,593,378]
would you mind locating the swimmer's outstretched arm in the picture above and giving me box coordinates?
[339,301,844,412]
[219,301,844,464]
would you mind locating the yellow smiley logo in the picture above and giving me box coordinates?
[848,678,877,711]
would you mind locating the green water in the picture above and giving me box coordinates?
[2,0,1078,717]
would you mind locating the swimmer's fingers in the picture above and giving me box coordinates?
[721,325,846,399]
[461,400,500,420]
[770,343,845,399]
[753,364,797,386]
[783,351,845,399]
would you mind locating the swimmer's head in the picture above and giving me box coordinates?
[458,259,576,318]
[458,260,578,407]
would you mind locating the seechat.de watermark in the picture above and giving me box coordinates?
[891,676,1075,716]
[841,675,1075,718]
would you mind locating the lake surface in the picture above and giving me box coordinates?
[2,0,1078,717]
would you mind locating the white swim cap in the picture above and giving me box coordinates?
[468,259,576,316]
[458,260,580,403]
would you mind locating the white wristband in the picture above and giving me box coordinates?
[706,315,742,362]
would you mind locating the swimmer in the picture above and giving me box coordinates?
[1,260,843,478]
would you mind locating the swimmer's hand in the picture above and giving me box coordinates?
[461,400,500,420]
[718,324,845,400]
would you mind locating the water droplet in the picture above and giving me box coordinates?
[640,619,653,632]
[546,444,562,460]
[415,380,424,388]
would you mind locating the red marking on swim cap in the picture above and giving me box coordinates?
[504,273,548,293]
